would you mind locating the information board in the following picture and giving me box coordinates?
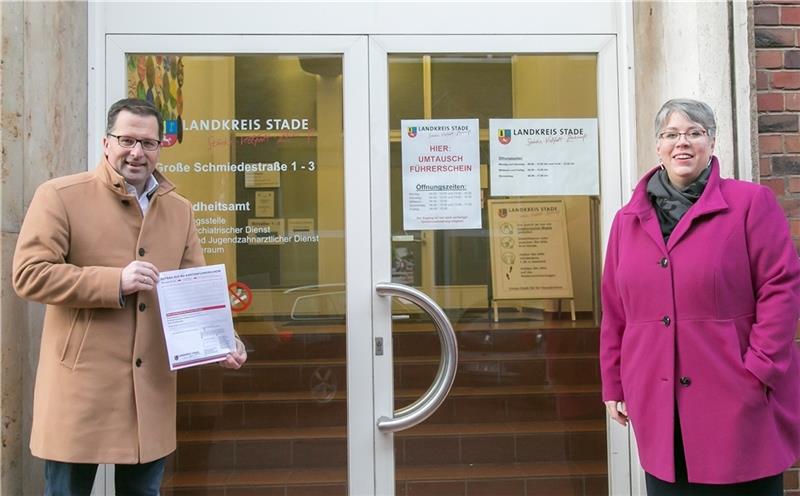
[487,198,573,300]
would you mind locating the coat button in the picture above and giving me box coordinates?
[138,248,146,256]
[659,258,669,268]
[679,376,691,386]
[135,358,142,367]
[662,316,671,326]
[138,303,146,312]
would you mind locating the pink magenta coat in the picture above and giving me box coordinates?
[600,157,800,483]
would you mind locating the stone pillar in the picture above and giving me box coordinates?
[633,1,738,179]
[0,2,87,493]
[0,2,25,494]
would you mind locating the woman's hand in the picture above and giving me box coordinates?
[605,400,628,427]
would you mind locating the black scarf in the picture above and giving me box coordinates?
[646,165,711,242]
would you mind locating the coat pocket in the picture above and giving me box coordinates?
[59,309,93,369]
[744,368,770,406]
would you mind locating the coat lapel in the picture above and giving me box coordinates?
[624,157,728,255]
[96,158,176,197]
[625,167,669,256]
[96,159,130,197]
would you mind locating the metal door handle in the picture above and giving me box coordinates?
[375,282,458,433]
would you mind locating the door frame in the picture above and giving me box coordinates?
[368,34,629,496]
[101,34,376,495]
[91,3,639,494]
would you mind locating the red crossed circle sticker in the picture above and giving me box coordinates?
[228,281,253,312]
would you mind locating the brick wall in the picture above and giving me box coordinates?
[754,1,800,493]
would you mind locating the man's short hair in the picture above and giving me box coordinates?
[106,98,163,140]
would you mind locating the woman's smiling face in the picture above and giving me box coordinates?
[656,111,715,189]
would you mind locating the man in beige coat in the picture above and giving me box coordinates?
[13,98,247,495]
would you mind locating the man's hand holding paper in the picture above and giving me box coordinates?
[220,337,247,370]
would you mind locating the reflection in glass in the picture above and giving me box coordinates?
[389,54,607,495]
[128,53,348,494]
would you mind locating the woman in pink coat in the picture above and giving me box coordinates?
[600,99,800,495]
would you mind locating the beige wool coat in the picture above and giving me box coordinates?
[13,159,204,463]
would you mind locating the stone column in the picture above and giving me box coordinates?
[0,2,87,493]
[633,1,740,179]
[0,2,25,494]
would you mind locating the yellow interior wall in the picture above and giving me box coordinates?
[127,55,346,318]
[156,57,238,281]
[512,55,599,312]
[512,55,598,118]
[132,54,599,316]
[316,75,345,286]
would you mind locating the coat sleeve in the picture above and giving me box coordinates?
[179,206,206,270]
[600,211,626,401]
[743,186,800,390]
[12,183,123,309]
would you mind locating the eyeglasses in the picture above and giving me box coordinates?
[658,129,708,143]
[107,133,161,151]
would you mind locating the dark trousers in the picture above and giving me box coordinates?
[645,410,783,495]
[44,457,166,496]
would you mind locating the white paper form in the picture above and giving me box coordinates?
[156,264,236,370]
[401,119,482,230]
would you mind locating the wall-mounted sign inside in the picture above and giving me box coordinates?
[489,118,599,196]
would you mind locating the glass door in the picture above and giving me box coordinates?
[103,33,627,496]
[369,35,624,496]
[105,35,375,495]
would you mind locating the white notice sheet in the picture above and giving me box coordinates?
[156,264,236,370]
[489,118,599,196]
[401,119,481,230]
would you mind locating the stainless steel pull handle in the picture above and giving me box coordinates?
[375,282,458,433]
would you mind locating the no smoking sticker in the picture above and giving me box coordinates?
[228,281,252,312]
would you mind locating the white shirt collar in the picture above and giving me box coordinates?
[124,175,159,215]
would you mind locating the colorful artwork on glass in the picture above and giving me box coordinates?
[127,55,184,146]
